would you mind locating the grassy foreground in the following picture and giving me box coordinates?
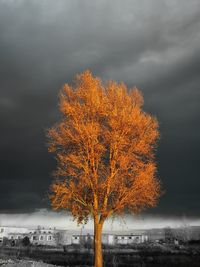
[1,243,200,267]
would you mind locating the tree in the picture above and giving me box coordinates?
[173,219,192,243]
[22,236,30,246]
[47,70,161,267]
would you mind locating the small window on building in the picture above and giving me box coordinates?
[129,236,132,239]
[0,228,4,233]
[40,235,44,241]
[121,237,124,240]
[33,236,37,241]
[44,231,46,234]
[48,231,51,234]
[47,235,52,241]
[11,236,14,239]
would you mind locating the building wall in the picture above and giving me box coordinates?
[0,226,59,246]
[28,228,58,246]
[0,226,29,245]
[8,233,28,240]
[0,226,29,238]
[2,226,183,247]
[102,234,114,245]
[70,233,147,246]
[71,235,80,244]
[30,233,56,246]
[55,230,72,246]
[115,235,146,245]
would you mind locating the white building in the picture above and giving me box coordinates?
[115,234,148,245]
[0,226,29,244]
[102,234,115,245]
[71,233,115,246]
[55,230,72,246]
[0,226,60,246]
[0,226,150,247]
[71,234,81,245]
[28,228,57,246]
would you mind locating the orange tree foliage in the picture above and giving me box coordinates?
[47,70,161,225]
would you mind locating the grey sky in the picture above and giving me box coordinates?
[0,0,200,217]
[1,209,200,230]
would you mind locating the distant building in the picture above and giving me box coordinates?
[102,234,115,245]
[111,229,148,245]
[1,225,199,247]
[0,226,29,245]
[71,233,115,246]
[0,226,148,246]
[70,231,148,246]
[55,230,72,246]
[28,228,57,246]
[115,234,148,245]
[0,226,59,246]
[7,232,30,246]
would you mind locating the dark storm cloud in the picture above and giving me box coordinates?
[0,0,200,215]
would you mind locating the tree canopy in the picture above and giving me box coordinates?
[47,70,160,223]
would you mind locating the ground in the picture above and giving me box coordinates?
[1,243,200,267]
[0,259,61,267]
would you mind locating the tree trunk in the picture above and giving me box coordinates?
[94,218,103,267]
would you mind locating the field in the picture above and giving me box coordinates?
[1,243,200,267]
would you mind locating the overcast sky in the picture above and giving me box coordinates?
[0,0,200,224]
